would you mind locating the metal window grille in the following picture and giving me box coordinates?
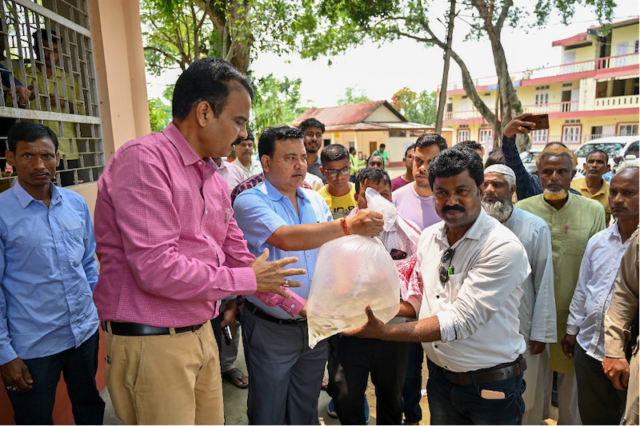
[0,0,103,190]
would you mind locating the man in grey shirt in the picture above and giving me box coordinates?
[482,164,557,425]
[299,118,326,182]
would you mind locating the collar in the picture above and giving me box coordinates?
[578,177,608,196]
[609,221,623,242]
[13,179,61,209]
[261,175,307,201]
[163,122,206,168]
[314,155,322,166]
[216,160,229,170]
[436,208,489,246]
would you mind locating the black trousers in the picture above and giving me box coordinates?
[328,334,411,425]
[574,343,626,425]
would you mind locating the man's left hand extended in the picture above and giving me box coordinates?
[341,305,385,339]
[528,340,546,355]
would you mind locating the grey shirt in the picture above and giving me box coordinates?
[307,155,325,183]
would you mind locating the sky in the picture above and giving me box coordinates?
[146,1,639,108]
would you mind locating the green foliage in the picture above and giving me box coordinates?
[338,85,372,105]
[149,98,172,132]
[391,87,436,125]
[252,74,308,131]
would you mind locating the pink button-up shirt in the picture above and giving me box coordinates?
[93,123,257,327]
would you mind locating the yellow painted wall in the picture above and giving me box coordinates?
[563,42,598,64]
[611,24,640,55]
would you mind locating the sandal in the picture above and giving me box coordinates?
[222,368,249,389]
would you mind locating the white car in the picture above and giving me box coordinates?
[574,136,639,174]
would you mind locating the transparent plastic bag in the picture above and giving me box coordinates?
[365,187,397,231]
[306,234,401,348]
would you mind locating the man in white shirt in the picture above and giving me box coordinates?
[347,146,531,424]
[562,167,639,425]
[482,164,557,425]
[233,131,262,178]
[213,157,246,192]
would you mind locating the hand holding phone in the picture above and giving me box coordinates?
[223,325,232,345]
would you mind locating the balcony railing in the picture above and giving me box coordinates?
[594,94,639,110]
[523,101,579,113]
[445,100,579,121]
[529,134,639,151]
[440,52,639,93]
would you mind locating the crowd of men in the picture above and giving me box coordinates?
[0,57,638,426]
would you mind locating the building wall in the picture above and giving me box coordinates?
[562,38,598,64]
[365,105,402,122]
[611,25,640,55]
[0,1,150,424]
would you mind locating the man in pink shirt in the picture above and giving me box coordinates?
[93,58,304,425]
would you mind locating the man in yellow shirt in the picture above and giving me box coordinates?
[570,149,611,223]
[24,30,83,187]
[318,144,356,219]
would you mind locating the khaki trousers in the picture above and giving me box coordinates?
[625,349,639,425]
[104,321,223,425]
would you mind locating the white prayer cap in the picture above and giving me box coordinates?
[484,164,516,187]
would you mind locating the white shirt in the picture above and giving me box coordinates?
[216,161,246,193]
[233,157,263,179]
[503,207,557,343]
[417,209,530,372]
[567,223,629,361]
[304,172,324,191]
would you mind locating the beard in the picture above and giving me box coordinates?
[482,194,514,223]
[543,188,568,201]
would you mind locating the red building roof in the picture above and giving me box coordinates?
[293,100,407,126]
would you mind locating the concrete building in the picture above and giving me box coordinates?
[441,17,639,150]
[293,100,452,167]
[0,0,149,423]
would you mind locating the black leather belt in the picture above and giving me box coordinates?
[103,321,206,336]
[244,301,306,326]
[440,355,527,386]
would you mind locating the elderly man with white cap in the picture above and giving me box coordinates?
[482,164,557,425]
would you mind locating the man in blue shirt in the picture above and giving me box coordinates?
[234,126,383,425]
[0,122,104,425]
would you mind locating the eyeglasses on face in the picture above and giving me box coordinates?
[325,167,351,178]
[305,132,323,139]
[439,248,455,284]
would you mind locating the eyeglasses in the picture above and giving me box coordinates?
[325,167,351,178]
[305,132,323,139]
[439,248,455,285]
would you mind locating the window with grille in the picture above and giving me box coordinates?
[535,93,550,105]
[0,0,103,191]
[531,129,549,144]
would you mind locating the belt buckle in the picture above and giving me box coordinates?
[295,318,306,326]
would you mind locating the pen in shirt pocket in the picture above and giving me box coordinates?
[565,225,569,234]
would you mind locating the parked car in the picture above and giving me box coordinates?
[520,149,542,174]
[574,136,639,175]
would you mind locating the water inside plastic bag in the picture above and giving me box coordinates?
[306,235,400,348]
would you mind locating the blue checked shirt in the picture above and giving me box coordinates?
[0,181,99,364]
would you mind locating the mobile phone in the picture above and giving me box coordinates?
[522,114,549,130]
[390,249,408,260]
[223,325,232,345]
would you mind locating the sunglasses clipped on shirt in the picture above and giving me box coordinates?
[439,248,455,286]
[325,167,351,178]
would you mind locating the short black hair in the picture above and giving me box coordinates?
[380,144,386,148]
[243,130,255,143]
[429,145,484,190]
[586,148,609,164]
[258,126,304,158]
[32,29,61,59]
[172,58,254,121]
[8,121,58,154]
[404,143,415,158]
[416,133,448,152]
[355,167,391,194]
[321,144,349,165]
[458,140,483,152]
[349,147,356,154]
[367,154,384,165]
[299,118,325,133]
[485,147,506,168]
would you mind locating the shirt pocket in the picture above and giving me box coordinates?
[444,271,467,301]
[62,228,86,266]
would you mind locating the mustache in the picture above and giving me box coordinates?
[442,204,466,214]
